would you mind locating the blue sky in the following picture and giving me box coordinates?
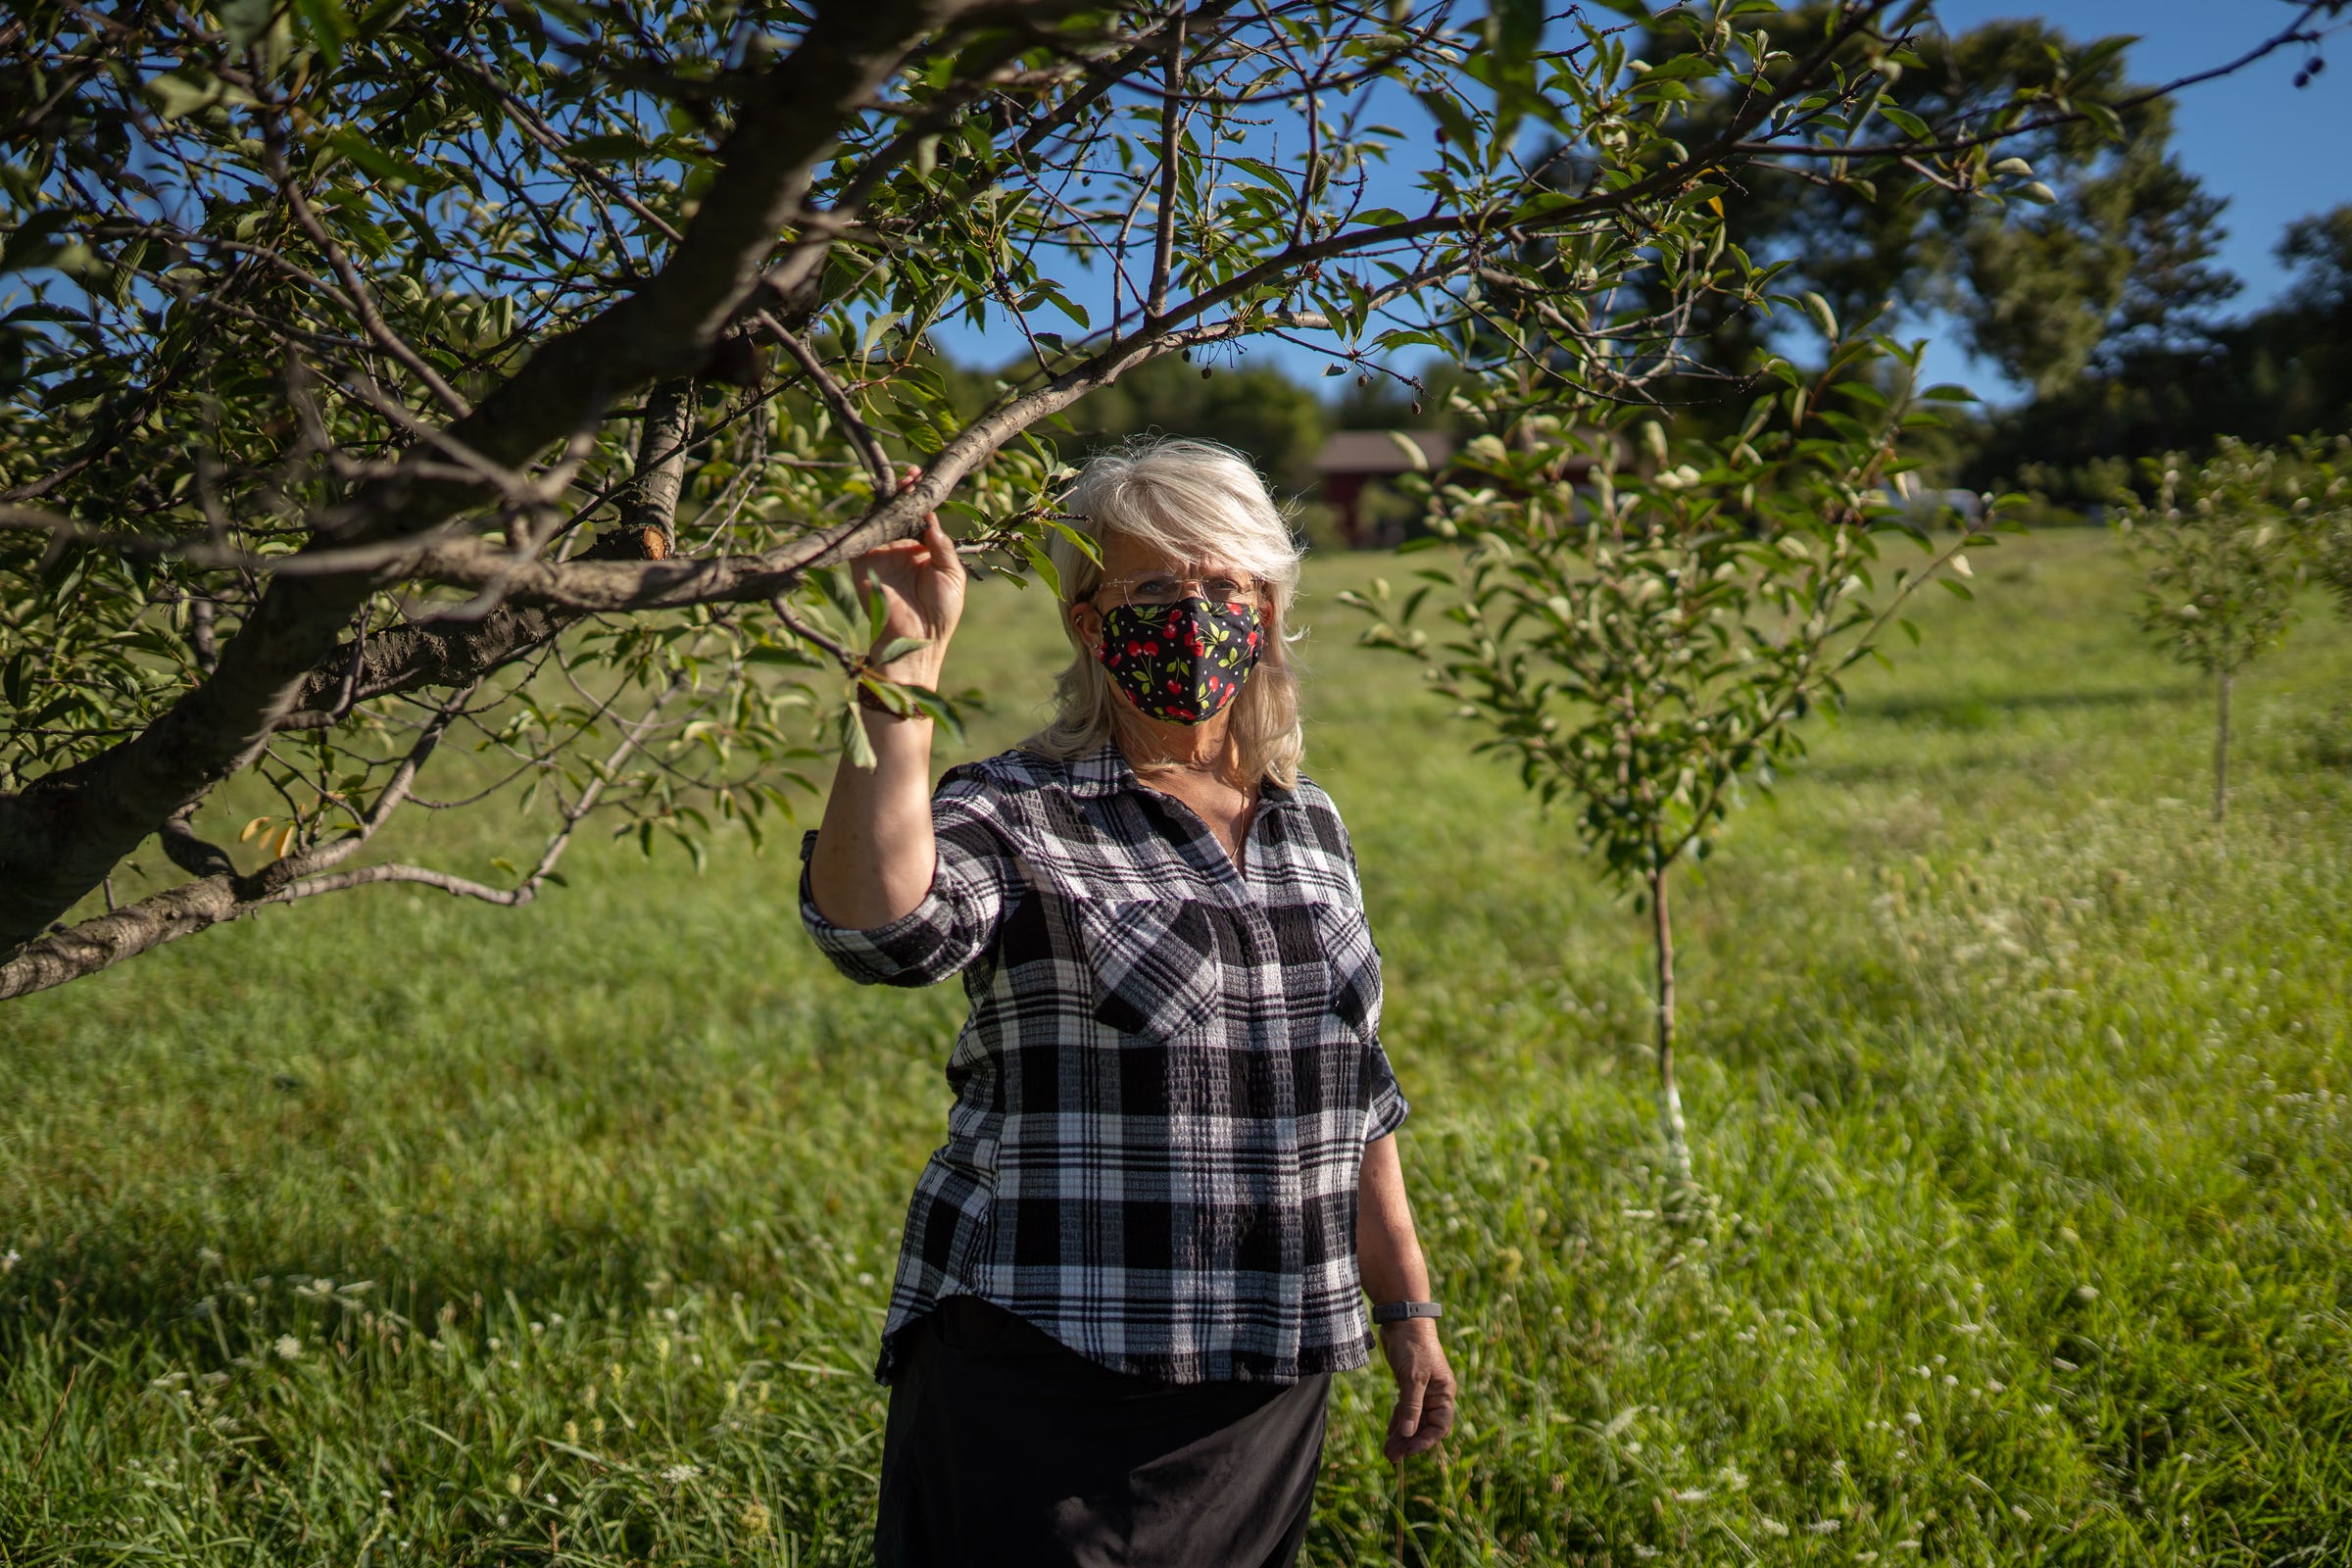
[934,1,2348,409]
[1920,0,2351,399]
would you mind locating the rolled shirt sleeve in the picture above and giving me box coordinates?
[797,781,1015,988]
[1363,1046,1410,1143]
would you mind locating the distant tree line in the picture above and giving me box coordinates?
[1041,12,2348,517]
[1972,207,2352,506]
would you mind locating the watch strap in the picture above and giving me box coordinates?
[1370,1299,1443,1324]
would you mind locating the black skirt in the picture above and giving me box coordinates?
[874,1298,1332,1567]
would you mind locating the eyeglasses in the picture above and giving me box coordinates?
[1091,572,1264,610]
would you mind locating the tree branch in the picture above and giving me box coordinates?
[1147,5,1187,318]
[615,378,698,559]
[0,0,1012,953]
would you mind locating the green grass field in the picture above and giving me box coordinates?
[5,528,2350,1565]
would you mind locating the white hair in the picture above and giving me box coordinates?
[1020,437,1306,788]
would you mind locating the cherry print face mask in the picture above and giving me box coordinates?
[1094,597,1264,724]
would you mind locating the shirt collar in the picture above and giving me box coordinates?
[1061,736,1298,808]
[1062,737,1132,798]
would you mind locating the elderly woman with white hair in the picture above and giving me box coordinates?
[801,437,1455,1566]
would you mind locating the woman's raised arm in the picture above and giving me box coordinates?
[806,489,966,932]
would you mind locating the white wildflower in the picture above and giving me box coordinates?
[662,1463,701,1485]
[1758,1517,1789,1538]
[273,1335,302,1360]
[1808,1518,1842,1535]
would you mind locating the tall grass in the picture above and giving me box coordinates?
[4,529,2348,1564]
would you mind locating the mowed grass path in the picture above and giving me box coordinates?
[4,528,2349,1565]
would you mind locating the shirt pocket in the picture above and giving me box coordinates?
[1070,896,1224,1040]
[1306,898,1382,1038]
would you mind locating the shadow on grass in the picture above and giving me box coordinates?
[0,1210,827,1351]
[1845,684,2191,731]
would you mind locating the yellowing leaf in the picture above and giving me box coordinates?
[1950,554,1973,578]
[239,816,271,844]
[271,824,297,860]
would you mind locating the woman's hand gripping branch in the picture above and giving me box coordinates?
[808,468,966,932]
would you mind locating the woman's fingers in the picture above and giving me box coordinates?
[1385,1376,1427,1461]
[1415,1374,1457,1446]
[1384,1355,1456,1461]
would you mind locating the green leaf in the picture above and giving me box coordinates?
[147,73,224,122]
[321,127,434,187]
[1016,536,1062,598]
[218,0,274,47]
[1415,91,1480,157]
[870,636,931,666]
[291,0,353,59]
[841,704,877,770]
[1877,104,1933,141]
[1800,291,1838,343]
[1045,518,1103,566]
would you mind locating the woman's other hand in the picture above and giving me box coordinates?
[1378,1319,1456,1461]
[852,465,964,688]
[1356,1132,1454,1462]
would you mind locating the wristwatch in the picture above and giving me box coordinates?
[1370,1300,1443,1325]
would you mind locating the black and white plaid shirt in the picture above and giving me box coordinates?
[797,738,1409,1386]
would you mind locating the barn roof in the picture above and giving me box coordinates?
[1311,429,1455,475]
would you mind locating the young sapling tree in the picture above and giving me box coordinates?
[1345,323,2002,1190]
[2115,438,2334,823]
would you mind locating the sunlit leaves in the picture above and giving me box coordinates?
[2116,436,2341,683]
[0,0,2177,972]
[1346,324,2007,887]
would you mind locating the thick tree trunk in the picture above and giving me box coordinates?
[2214,667,2232,825]
[1649,863,1692,1187]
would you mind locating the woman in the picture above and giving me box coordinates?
[800,438,1456,1566]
